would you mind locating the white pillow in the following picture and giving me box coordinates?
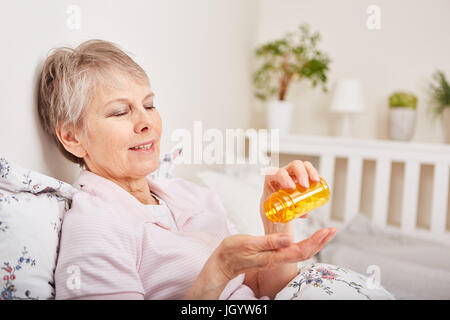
[196,169,265,236]
[0,157,77,300]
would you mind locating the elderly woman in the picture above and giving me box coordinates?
[37,39,337,300]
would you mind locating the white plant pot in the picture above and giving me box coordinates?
[266,100,293,135]
[443,107,450,144]
[389,107,416,141]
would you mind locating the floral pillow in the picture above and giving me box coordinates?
[275,263,395,300]
[0,157,78,300]
[0,149,182,300]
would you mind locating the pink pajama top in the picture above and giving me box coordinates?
[54,169,266,300]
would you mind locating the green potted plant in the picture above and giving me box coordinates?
[253,24,331,134]
[388,91,418,141]
[429,70,450,143]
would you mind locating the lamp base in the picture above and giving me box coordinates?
[337,113,352,138]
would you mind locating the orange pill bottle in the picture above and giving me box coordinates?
[264,177,330,223]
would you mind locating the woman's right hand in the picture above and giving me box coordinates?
[184,227,336,299]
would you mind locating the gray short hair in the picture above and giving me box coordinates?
[37,39,149,167]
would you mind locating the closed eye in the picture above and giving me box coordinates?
[113,105,155,117]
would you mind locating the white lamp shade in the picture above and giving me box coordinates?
[330,79,365,113]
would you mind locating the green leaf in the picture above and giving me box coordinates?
[252,23,331,101]
[429,70,450,116]
[389,92,418,109]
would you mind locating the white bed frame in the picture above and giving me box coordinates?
[265,134,450,245]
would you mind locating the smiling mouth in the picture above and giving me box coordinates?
[129,142,153,150]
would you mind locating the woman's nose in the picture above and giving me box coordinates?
[133,107,154,133]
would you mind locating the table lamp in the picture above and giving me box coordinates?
[330,79,365,137]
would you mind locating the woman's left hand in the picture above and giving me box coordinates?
[259,160,321,227]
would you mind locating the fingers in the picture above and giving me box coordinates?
[303,161,320,182]
[297,228,337,252]
[306,228,337,258]
[265,160,320,193]
[220,229,337,274]
[266,168,296,192]
[285,160,320,189]
[249,233,293,251]
[286,160,310,188]
[224,233,294,273]
[268,228,337,265]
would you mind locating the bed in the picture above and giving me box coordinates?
[1,134,449,299]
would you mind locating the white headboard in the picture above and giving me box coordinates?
[266,134,450,244]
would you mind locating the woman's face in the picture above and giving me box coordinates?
[79,73,162,180]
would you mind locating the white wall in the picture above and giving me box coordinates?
[252,0,450,143]
[252,0,450,228]
[0,0,259,184]
[1,0,448,187]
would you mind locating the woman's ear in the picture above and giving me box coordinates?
[55,123,88,158]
